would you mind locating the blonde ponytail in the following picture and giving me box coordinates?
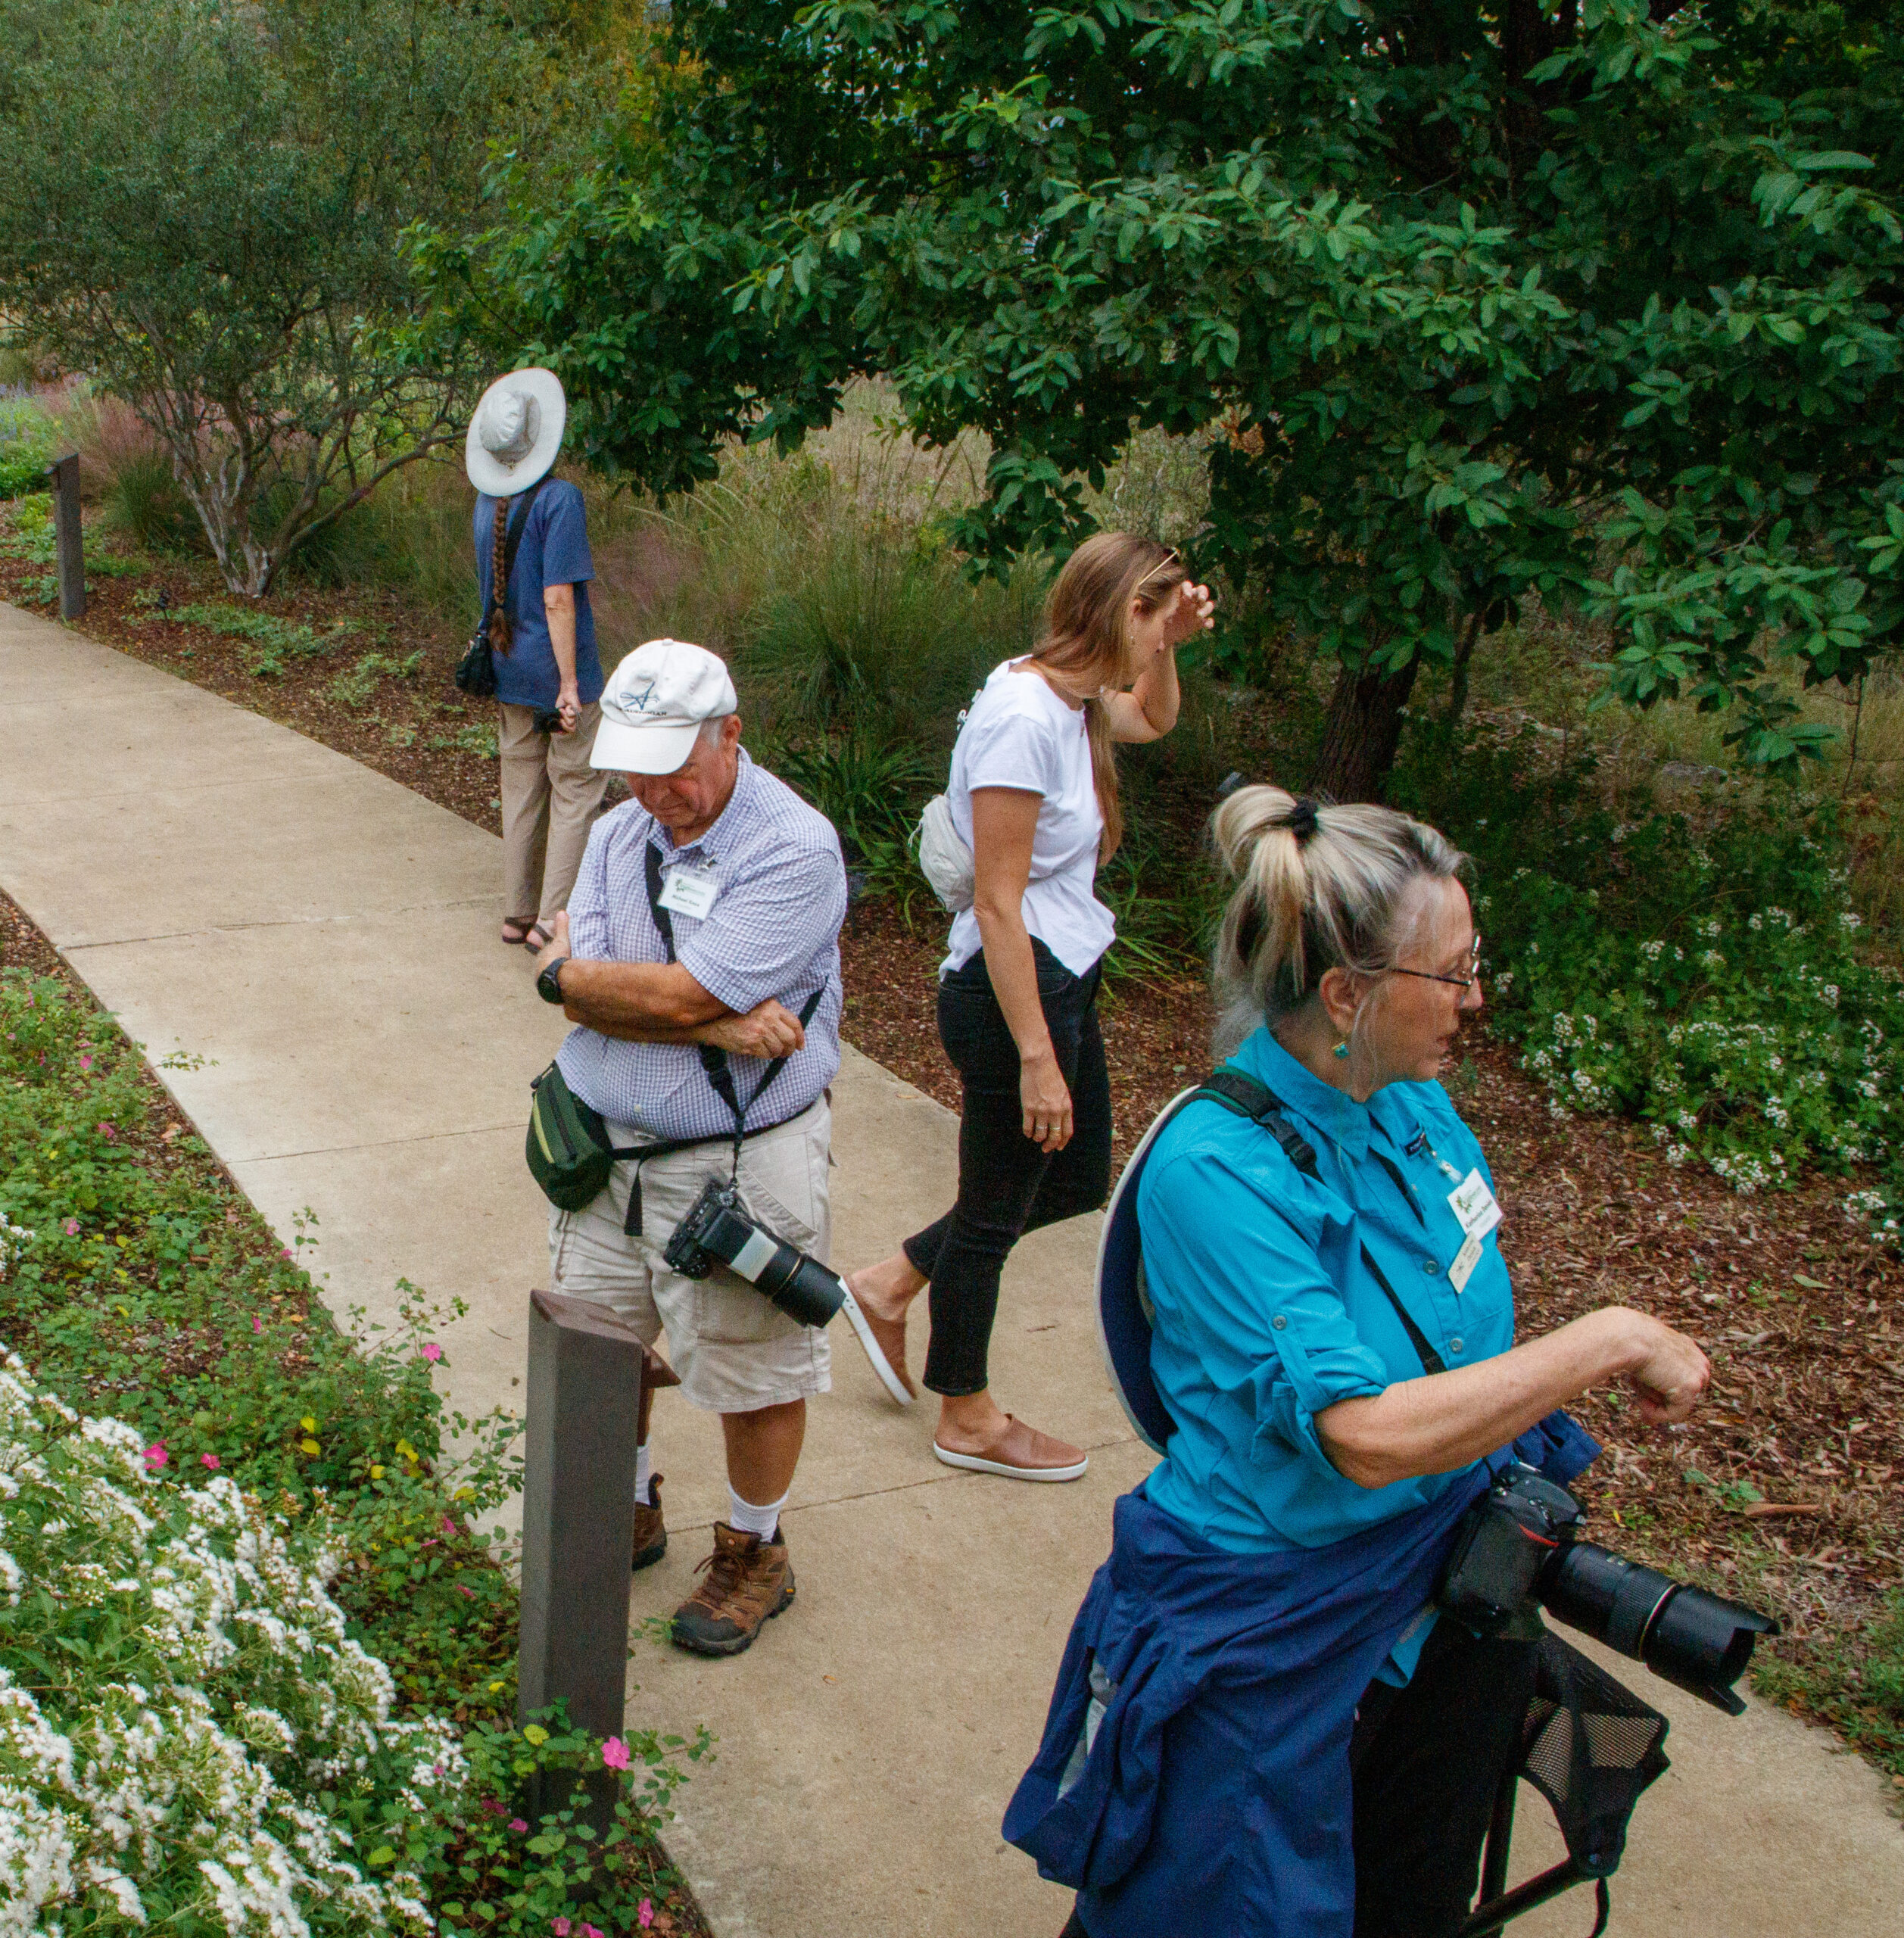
[1211,785,1467,1053]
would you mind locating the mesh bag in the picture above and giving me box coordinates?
[1516,1631,1671,1876]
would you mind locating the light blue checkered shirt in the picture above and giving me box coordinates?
[554,749,847,1142]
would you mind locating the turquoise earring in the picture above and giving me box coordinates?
[1332,1040,1351,1061]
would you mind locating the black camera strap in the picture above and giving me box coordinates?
[1192,1067,1449,1378]
[628,840,829,1226]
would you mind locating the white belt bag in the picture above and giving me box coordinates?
[916,793,976,912]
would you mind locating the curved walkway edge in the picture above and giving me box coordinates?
[2,602,1896,1936]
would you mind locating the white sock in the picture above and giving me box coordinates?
[727,1485,787,1541]
[634,1442,653,1507]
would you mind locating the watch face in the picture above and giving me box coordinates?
[538,961,565,1004]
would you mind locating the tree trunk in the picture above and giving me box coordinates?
[1444,609,1484,731]
[1308,656,1422,802]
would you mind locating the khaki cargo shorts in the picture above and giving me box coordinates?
[548,1096,833,1413]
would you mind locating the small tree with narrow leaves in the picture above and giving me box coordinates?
[0,0,537,597]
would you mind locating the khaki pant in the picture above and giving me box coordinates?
[548,1097,834,1413]
[499,701,609,926]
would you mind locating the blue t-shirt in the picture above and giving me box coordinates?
[473,478,605,712]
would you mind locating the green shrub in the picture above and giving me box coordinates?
[1396,728,1904,1234]
[0,396,54,497]
[332,648,424,711]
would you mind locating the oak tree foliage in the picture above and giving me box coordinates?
[439,0,1903,795]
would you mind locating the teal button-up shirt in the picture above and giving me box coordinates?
[1139,1027,1516,1561]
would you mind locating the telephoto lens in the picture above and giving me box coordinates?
[1541,1543,1778,1715]
[676,1185,845,1329]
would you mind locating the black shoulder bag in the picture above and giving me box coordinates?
[456,476,548,699]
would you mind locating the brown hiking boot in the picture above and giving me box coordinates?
[631,1475,666,1573]
[671,1522,795,1657]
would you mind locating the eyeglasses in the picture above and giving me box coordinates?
[1388,933,1483,990]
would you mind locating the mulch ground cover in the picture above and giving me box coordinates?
[5,505,1899,1788]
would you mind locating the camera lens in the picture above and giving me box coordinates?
[1542,1542,1778,1714]
[753,1250,845,1329]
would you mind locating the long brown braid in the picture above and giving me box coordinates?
[488,495,513,655]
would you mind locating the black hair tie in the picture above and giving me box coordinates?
[1282,796,1320,845]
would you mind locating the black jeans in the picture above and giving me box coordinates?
[1058,1619,1535,1938]
[902,939,1112,1397]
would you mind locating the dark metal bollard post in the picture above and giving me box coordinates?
[47,453,84,621]
[517,1288,677,1840]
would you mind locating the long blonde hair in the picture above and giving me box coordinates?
[1210,784,1468,1059]
[1031,533,1188,862]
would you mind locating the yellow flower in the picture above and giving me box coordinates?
[394,1438,418,1462]
[300,1416,316,1433]
[300,1438,321,1456]
[369,1464,385,1479]
[488,1681,505,1693]
[522,1725,549,1746]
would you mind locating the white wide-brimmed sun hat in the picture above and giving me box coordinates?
[464,367,567,498]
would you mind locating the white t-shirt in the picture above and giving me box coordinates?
[942,658,1116,977]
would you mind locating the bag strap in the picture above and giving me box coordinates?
[489,475,549,632]
[644,840,830,1168]
[1189,1066,1448,1378]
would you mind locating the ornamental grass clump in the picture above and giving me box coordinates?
[0,1356,463,1935]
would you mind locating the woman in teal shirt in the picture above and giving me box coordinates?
[1041,787,1712,1938]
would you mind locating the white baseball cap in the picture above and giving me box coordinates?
[591,639,739,775]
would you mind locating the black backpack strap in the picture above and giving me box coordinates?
[1188,1067,1447,1378]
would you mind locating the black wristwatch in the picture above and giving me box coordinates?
[536,955,569,1005]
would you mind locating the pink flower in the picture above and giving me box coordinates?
[282,1247,293,1260]
[551,1921,571,1936]
[97,1122,116,1141]
[420,1341,443,1363]
[441,1515,457,1536]
[201,1453,220,1469]
[63,1219,79,1236]
[509,1818,528,1833]
[251,1316,263,1334]
[143,1443,167,1469]
[479,1797,506,1818]
[582,1926,604,1938]
[433,1764,445,1778]
[600,1737,631,1771]
[639,1902,656,1929]
[457,1584,475,1597]
[78,1054,92,1071]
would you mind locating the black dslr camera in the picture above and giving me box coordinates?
[1438,1463,1778,1714]
[662,1176,846,1330]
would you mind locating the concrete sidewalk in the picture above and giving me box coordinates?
[2,601,1897,1938]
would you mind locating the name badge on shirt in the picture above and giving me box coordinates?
[1447,1168,1502,1241]
[1449,1231,1485,1295]
[656,867,718,921]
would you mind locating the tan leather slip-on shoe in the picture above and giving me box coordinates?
[933,1414,1089,1483]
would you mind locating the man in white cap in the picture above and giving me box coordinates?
[466,366,608,955]
[528,640,855,1655]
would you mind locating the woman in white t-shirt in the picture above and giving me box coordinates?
[848,534,1214,1479]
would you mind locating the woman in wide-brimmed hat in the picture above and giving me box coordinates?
[466,366,609,954]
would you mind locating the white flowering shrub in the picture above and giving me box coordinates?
[1465,804,1902,1232]
[0,1357,468,1936]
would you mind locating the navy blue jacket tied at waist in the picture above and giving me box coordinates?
[1003,1412,1599,1937]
